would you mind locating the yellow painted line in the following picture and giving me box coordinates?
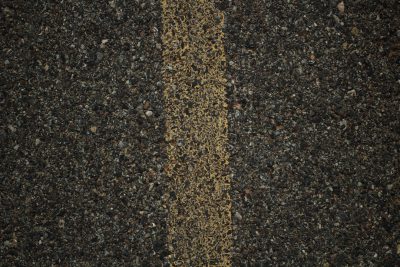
[161,0,232,265]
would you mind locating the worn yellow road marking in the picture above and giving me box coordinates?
[161,0,232,265]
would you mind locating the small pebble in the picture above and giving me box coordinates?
[337,1,345,14]
[145,110,153,117]
[100,39,109,48]
[58,219,65,229]
[90,126,97,133]
[177,139,184,147]
[143,101,150,110]
[234,211,242,221]
[347,89,356,96]
[8,125,16,133]
[149,183,154,191]
[118,140,125,148]
[109,0,116,8]
[35,138,41,145]
[332,14,343,25]
[351,26,360,36]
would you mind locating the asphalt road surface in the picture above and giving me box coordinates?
[1,0,399,266]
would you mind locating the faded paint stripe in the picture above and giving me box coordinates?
[161,0,232,265]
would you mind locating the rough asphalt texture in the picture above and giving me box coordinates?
[1,0,399,266]
[221,0,400,265]
[1,1,167,265]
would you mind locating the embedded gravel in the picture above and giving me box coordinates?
[1,0,399,266]
[1,1,167,266]
[221,0,400,265]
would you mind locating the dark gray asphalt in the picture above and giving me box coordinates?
[223,0,399,265]
[1,0,399,266]
[1,1,167,266]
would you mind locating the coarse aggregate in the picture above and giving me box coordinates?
[220,0,400,265]
[1,0,399,266]
[1,1,168,265]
